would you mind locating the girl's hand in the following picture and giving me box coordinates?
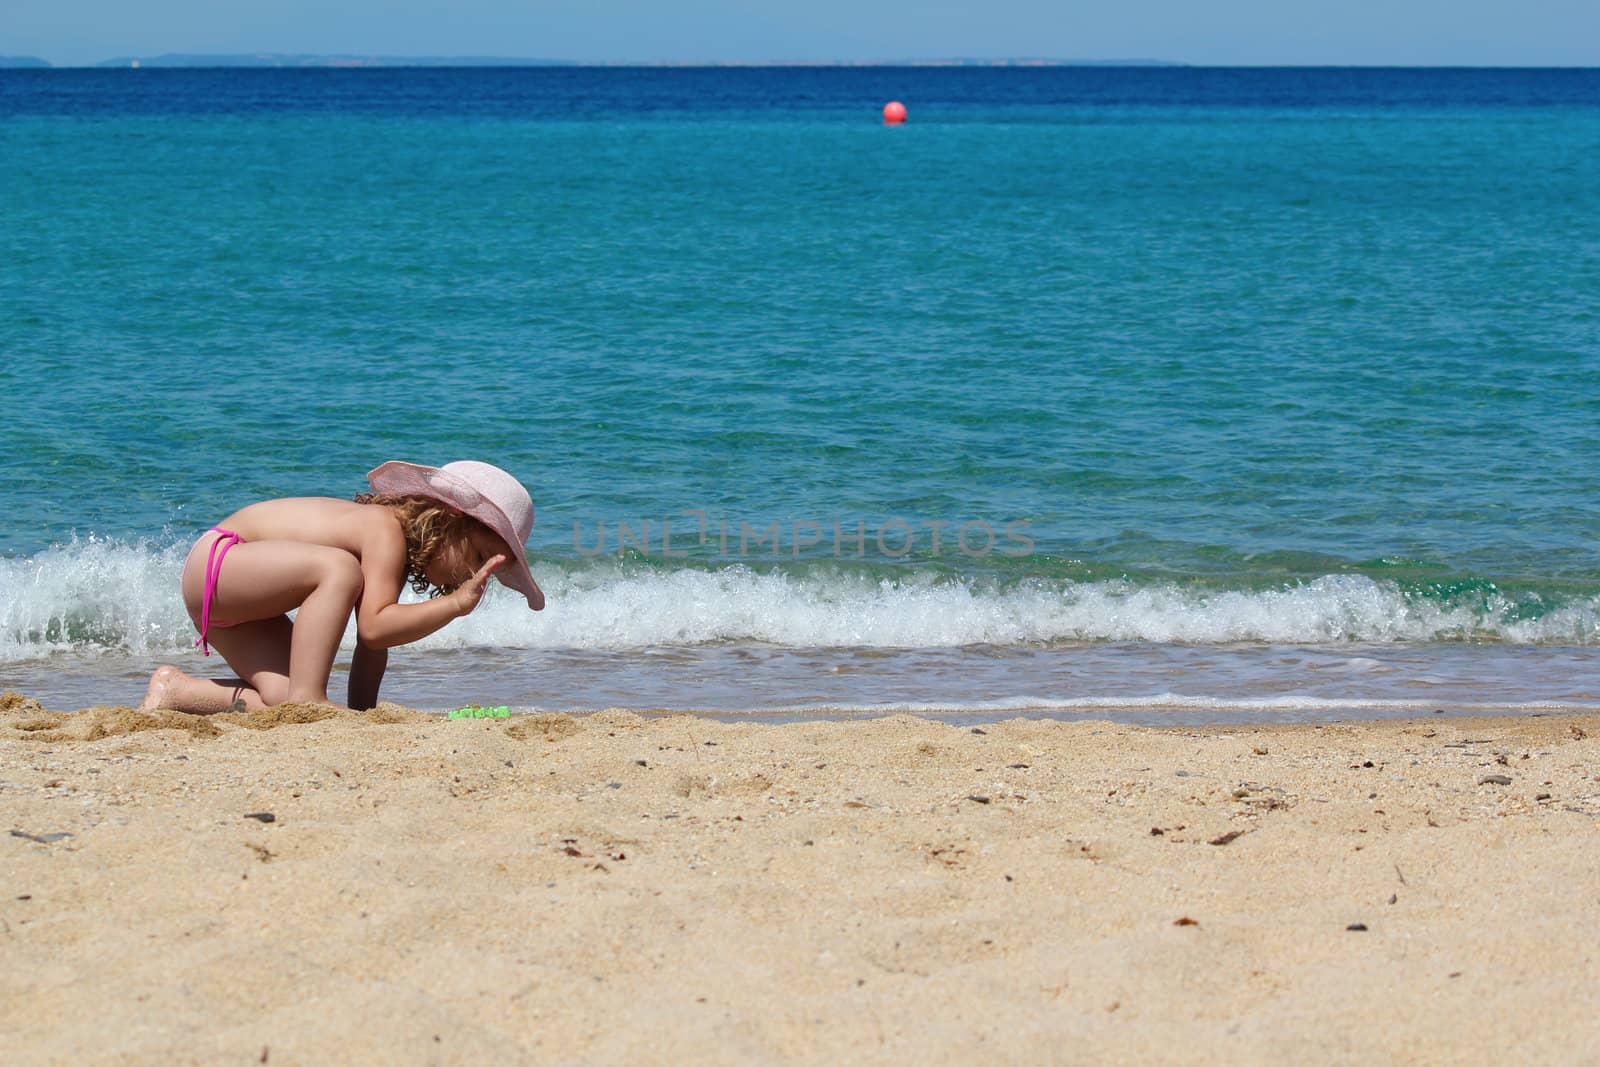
[452,555,506,616]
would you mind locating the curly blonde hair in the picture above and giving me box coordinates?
[354,492,480,597]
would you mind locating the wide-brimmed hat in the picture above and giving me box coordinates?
[367,460,544,610]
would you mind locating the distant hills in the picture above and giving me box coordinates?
[94,54,574,68]
[1,53,1183,70]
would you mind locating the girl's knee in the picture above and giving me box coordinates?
[318,552,365,599]
[252,677,291,706]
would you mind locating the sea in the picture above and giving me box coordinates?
[2,66,1598,721]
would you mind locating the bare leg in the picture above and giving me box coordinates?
[180,541,364,706]
[146,614,349,714]
[141,665,268,713]
[283,562,363,704]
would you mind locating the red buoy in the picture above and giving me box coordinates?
[883,100,907,125]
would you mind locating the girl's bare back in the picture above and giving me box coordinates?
[214,497,395,558]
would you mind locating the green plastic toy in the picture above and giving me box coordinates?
[448,704,511,720]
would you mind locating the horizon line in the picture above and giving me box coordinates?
[5,54,1600,70]
[13,54,1183,69]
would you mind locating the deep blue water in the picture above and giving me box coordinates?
[3,67,1598,716]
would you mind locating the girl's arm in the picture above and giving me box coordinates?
[348,640,387,711]
[358,560,505,649]
[354,517,505,649]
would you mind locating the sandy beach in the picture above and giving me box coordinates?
[4,692,1599,1063]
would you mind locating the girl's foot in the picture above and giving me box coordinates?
[140,665,183,711]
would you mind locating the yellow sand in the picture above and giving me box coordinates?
[3,695,1599,1063]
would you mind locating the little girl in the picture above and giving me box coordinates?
[141,460,544,714]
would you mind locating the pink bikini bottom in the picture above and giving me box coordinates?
[194,527,245,656]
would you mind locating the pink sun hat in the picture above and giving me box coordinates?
[367,459,545,610]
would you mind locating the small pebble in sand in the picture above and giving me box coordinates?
[244,812,276,823]
[1478,775,1512,786]
[1347,923,1368,931]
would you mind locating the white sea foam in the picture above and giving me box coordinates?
[2,540,1597,664]
[0,537,193,662]
[430,564,1600,650]
[698,695,1600,717]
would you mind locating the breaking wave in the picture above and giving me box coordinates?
[2,538,1597,664]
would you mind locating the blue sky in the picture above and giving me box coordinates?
[5,0,1598,67]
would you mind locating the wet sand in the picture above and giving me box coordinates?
[4,693,1599,1063]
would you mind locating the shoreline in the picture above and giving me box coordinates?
[5,695,1598,1059]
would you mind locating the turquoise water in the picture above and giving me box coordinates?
[3,68,1598,717]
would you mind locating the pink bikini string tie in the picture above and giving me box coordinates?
[195,528,242,656]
